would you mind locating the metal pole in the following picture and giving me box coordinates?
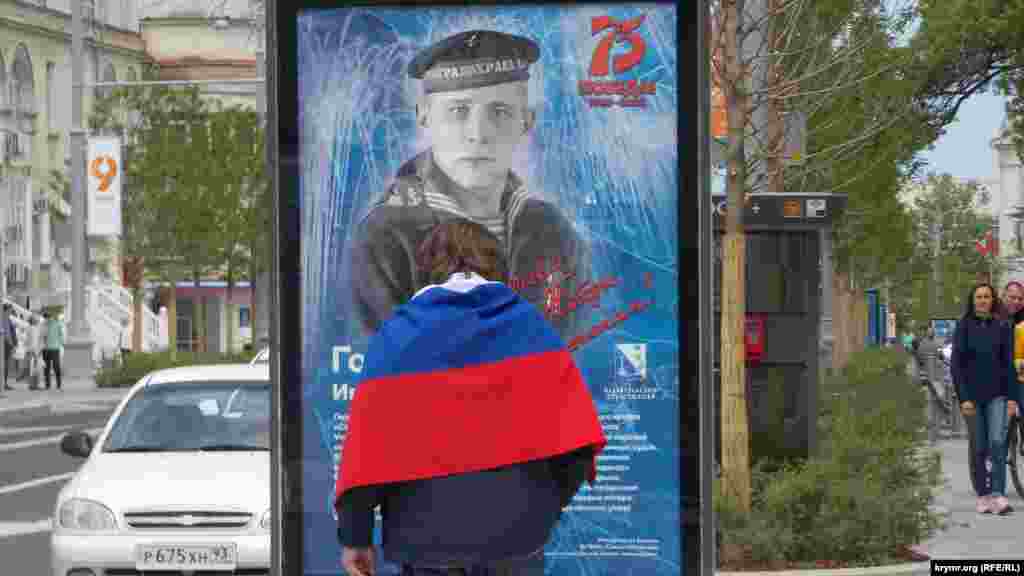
[255,7,270,351]
[1,212,6,391]
[68,0,93,377]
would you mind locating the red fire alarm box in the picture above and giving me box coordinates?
[745,315,765,364]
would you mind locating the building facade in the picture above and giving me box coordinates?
[1,0,147,312]
[987,118,1024,277]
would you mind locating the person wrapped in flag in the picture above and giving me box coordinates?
[336,218,606,576]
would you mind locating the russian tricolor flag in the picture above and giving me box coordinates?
[336,273,606,500]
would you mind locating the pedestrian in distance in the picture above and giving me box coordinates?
[3,303,17,391]
[1002,281,1024,326]
[119,317,133,364]
[951,282,1021,515]
[42,309,65,390]
[23,315,44,390]
[336,218,606,576]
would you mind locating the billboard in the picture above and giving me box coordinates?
[86,136,122,237]
[270,1,708,574]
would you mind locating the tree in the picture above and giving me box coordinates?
[711,0,934,510]
[912,0,1024,136]
[89,85,268,355]
[907,174,1003,322]
[200,102,269,352]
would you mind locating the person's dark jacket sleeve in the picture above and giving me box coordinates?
[951,319,970,404]
[335,485,384,548]
[548,446,595,509]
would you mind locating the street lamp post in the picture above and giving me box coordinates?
[254,5,270,351]
[65,0,94,379]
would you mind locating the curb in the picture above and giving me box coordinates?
[717,562,930,576]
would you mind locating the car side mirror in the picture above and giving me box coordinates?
[60,431,94,458]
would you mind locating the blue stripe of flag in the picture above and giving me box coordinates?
[360,283,565,381]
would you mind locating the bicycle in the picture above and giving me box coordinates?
[966,412,1024,500]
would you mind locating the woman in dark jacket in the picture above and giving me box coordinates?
[951,282,1021,515]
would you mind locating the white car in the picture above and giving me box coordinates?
[250,347,269,365]
[51,364,271,576]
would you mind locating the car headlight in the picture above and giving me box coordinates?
[59,499,117,531]
[259,508,270,530]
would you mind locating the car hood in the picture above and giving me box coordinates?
[64,452,270,514]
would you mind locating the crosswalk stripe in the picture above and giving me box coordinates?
[0,519,53,538]
[0,472,75,497]
[0,427,104,453]
[0,425,74,437]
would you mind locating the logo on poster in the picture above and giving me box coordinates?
[579,15,657,108]
[614,343,647,381]
[90,155,118,193]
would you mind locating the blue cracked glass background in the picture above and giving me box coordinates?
[297,5,681,575]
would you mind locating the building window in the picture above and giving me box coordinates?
[12,44,34,115]
[0,51,7,109]
[46,62,56,131]
[239,306,251,328]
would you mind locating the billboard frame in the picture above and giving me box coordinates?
[267,0,712,573]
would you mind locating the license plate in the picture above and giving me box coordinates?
[136,544,237,570]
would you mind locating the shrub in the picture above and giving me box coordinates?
[717,347,945,569]
[96,349,257,388]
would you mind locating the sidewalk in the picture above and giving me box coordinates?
[919,438,1024,559]
[0,376,128,414]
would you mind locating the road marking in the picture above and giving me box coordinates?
[0,472,75,497]
[0,424,74,437]
[0,427,104,453]
[0,519,53,538]
[50,401,119,415]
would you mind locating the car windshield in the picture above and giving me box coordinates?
[102,381,270,452]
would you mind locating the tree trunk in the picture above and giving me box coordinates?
[718,0,752,513]
[193,271,205,354]
[132,287,144,352]
[720,232,750,512]
[249,250,258,347]
[226,268,235,355]
[831,271,867,370]
[167,283,177,361]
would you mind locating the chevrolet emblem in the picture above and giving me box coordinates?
[466,33,479,47]
[179,515,199,526]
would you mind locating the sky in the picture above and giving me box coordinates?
[920,92,1007,181]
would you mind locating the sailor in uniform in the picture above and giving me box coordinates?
[346,29,590,342]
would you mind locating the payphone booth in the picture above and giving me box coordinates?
[713,193,846,463]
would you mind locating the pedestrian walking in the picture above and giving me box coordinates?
[3,304,17,391]
[42,309,64,390]
[119,317,132,364]
[951,282,1021,515]
[21,315,43,390]
[335,218,606,576]
[1002,281,1024,325]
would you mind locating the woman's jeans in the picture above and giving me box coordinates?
[973,396,1009,497]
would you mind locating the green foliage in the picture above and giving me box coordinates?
[717,348,945,568]
[88,86,270,286]
[902,174,1001,326]
[913,0,1024,157]
[96,349,257,388]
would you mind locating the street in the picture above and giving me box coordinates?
[0,388,123,575]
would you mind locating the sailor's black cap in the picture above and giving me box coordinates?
[408,30,540,94]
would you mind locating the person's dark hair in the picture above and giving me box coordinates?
[416,218,508,286]
[962,282,1000,320]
